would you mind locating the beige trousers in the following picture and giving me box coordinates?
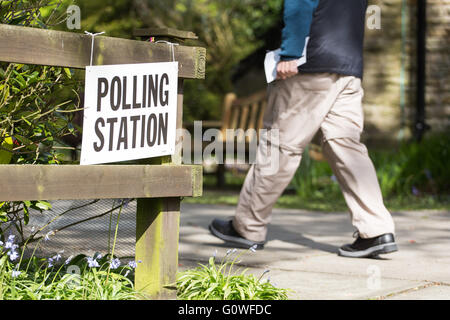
[232,73,395,242]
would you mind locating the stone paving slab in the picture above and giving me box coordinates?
[178,203,450,300]
[385,284,450,300]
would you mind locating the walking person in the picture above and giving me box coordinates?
[209,0,398,258]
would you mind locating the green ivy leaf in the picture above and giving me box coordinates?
[63,68,72,79]
[0,136,13,164]
[34,200,52,211]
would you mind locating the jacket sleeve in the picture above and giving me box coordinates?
[279,0,319,61]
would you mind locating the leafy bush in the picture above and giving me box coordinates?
[291,145,340,200]
[177,248,289,300]
[0,0,81,245]
[291,134,450,202]
[0,249,140,300]
[372,133,450,197]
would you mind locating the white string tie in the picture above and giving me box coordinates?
[155,40,179,62]
[84,31,106,66]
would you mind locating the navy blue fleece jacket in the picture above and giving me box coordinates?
[279,0,368,79]
[279,0,319,61]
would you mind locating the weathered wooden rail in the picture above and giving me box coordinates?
[0,24,206,299]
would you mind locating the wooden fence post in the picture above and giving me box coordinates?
[134,29,195,299]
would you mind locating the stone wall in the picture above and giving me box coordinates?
[363,0,449,146]
[422,0,449,132]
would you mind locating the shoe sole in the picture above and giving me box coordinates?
[338,242,398,258]
[208,224,264,250]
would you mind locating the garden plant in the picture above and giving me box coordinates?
[176,247,289,300]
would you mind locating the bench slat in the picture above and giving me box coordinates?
[257,100,267,133]
[237,105,250,142]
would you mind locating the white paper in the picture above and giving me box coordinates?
[264,37,309,83]
[80,62,179,165]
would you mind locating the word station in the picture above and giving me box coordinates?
[94,74,170,152]
[81,62,178,165]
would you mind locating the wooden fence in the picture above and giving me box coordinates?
[0,23,206,299]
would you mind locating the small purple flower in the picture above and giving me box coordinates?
[65,255,74,265]
[48,257,54,268]
[7,250,19,261]
[53,253,62,262]
[331,175,338,183]
[412,186,420,196]
[44,231,54,241]
[11,270,21,278]
[86,257,100,268]
[121,198,131,208]
[6,243,18,252]
[94,253,102,260]
[4,235,15,249]
[109,258,121,270]
[127,261,137,269]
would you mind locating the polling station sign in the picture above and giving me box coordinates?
[80,62,178,165]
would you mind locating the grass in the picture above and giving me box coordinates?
[0,247,291,300]
[186,134,450,212]
[0,252,141,300]
[185,188,450,212]
[176,248,289,300]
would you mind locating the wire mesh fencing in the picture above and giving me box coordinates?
[3,199,136,261]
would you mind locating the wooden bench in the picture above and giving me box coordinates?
[215,91,267,186]
[198,90,324,187]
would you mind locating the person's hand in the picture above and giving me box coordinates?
[276,60,298,80]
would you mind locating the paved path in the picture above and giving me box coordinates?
[178,203,450,300]
[24,200,449,300]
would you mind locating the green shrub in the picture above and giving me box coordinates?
[0,0,81,247]
[291,133,450,201]
[0,250,141,300]
[177,248,289,300]
[376,133,450,196]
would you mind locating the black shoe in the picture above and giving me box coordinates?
[338,232,398,258]
[209,218,265,250]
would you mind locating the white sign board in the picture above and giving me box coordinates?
[80,62,178,165]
